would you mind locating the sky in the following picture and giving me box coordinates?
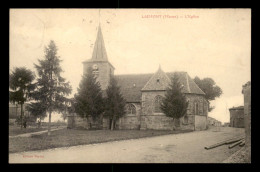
[9,9,251,123]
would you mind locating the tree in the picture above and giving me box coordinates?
[31,40,72,135]
[160,73,188,130]
[26,102,48,128]
[9,67,35,129]
[193,76,223,112]
[104,76,126,130]
[74,67,104,123]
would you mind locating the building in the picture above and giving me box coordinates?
[242,81,251,150]
[229,106,244,128]
[223,122,230,127]
[68,25,208,131]
[207,117,222,127]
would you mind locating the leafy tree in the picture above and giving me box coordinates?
[193,77,223,112]
[9,67,35,129]
[160,73,188,130]
[74,67,104,123]
[30,40,72,135]
[26,102,48,127]
[104,76,126,130]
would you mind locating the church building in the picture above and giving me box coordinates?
[67,25,208,131]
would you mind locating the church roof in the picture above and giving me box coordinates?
[141,66,171,91]
[115,74,152,103]
[83,25,205,102]
[115,71,205,103]
[88,25,109,62]
[167,72,205,95]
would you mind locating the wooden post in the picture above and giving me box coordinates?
[205,136,244,150]
[15,104,18,119]
[194,115,196,131]
[228,139,244,149]
[111,119,114,130]
[172,118,175,130]
[20,103,23,129]
[48,111,52,135]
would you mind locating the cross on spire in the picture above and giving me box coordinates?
[98,9,101,25]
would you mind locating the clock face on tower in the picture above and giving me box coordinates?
[92,64,98,70]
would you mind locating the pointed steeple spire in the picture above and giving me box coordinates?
[91,25,108,61]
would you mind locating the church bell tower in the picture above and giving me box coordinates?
[82,25,115,90]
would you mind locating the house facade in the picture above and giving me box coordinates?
[229,106,244,128]
[67,25,208,131]
[207,117,222,127]
[242,81,251,157]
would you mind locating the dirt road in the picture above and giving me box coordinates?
[9,127,244,163]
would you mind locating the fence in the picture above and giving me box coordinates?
[9,104,37,126]
[9,105,31,119]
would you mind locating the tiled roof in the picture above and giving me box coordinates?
[167,72,205,95]
[141,67,171,91]
[229,106,244,110]
[115,71,205,102]
[115,74,152,102]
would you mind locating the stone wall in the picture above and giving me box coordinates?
[86,116,103,129]
[102,103,142,130]
[118,103,141,130]
[141,91,165,116]
[102,117,110,130]
[140,91,172,130]
[68,92,207,131]
[229,108,244,128]
[140,91,206,130]
[207,117,222,127]
[74,115,88,129]
[141,114,174,130]
[67,114,103,129]
[181,115,195,130]
[118,116,140,129]
[195,115,207,130]
[140,114,195,130]
[83,61,114,90]
[67,114,75,128]
[186,94,207,130]
[186,94,208,116]
[243,82,251,148]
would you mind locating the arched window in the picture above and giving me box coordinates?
[154,95,163,113]
[126,104,136,115]
[194,102,199,115]
[186,99,190,114]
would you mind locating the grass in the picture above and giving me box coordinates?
[9,125,48,136]
[9,128,193,153]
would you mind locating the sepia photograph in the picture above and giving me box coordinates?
[9,8,251,163]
